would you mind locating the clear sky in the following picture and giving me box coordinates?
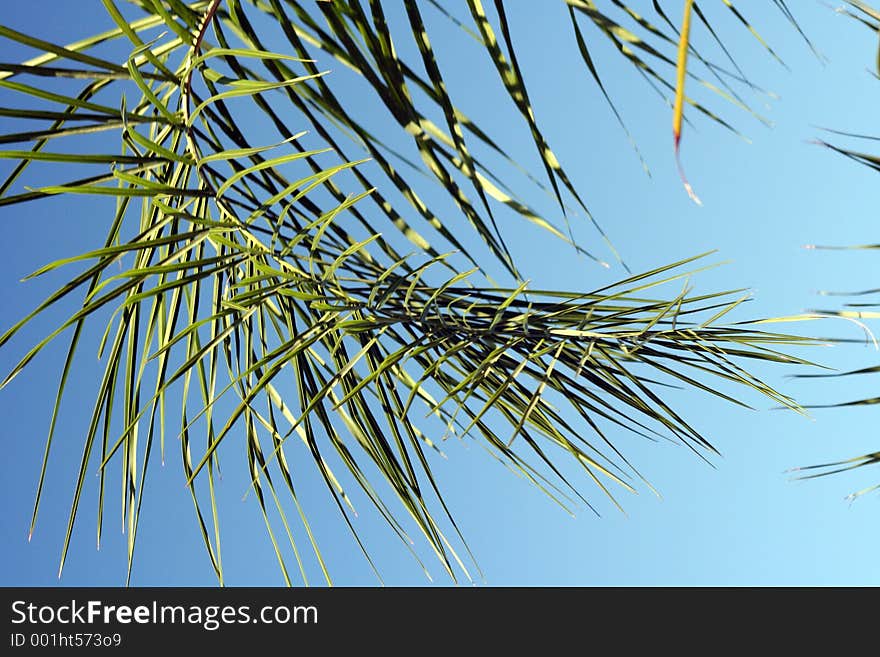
[2,1,880,586]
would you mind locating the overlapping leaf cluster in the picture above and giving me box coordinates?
[0,1,816,584]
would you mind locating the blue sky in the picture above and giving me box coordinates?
[2,1,880,586]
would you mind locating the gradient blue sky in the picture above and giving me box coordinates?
[2,1,880,586]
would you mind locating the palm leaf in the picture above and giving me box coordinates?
[0,1,816,584]
[789,0,880,501]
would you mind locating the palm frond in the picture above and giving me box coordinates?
[792,0,880,500]
[0,1,816,584]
